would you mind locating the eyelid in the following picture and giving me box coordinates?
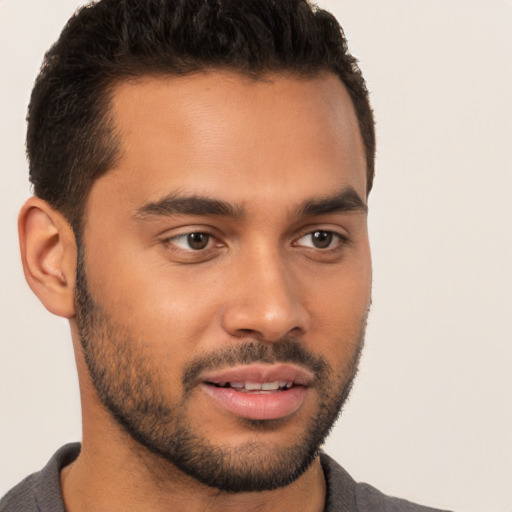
[157,224,349,259]
[293,223,349,241]
[294,230,347,248]
[158,223,219,240]
[170,233,210,250]
[159,226,225,253]
[166,231,214,246]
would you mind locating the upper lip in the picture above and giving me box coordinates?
[200,363,314,387]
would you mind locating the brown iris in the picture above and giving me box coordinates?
[311,231,333,249]
[187,233,210,250]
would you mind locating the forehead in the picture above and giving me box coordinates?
[92,71,366,215]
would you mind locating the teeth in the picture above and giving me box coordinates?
[213,381,294,390]
[244,382,262,390]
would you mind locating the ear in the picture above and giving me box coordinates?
[18,196,77,318]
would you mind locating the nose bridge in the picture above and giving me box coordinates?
[222,240,310,340]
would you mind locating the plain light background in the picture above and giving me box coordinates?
[1,1,511,511]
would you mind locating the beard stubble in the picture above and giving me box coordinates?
[74,243,366,492]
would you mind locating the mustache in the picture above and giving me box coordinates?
[182,339,329,391]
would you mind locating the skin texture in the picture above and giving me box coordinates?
[19,71,371,512]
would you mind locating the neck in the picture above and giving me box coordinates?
[60,436,326,512]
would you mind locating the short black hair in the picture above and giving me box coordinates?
[27,0,375,231]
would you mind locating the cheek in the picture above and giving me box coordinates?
[305,256,371,350]
[310,253,371,314]
[85,248,226,368]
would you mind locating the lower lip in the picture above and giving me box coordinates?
[200,384,307,421]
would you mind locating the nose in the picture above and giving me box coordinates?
[221,246,311,341]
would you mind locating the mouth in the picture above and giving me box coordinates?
[207,380,294,392]
[199,364,312,421]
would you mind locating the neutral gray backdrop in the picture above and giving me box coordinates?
[1,1,511,511]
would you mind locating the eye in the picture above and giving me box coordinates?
[295,230,345,250]
[167,232,213,251]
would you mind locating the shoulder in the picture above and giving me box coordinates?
[320,453,453,512]
[0,443,80,512]
[0,473,39,512]
[354,482,453,512]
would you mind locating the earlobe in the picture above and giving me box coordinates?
[18,197,77,318]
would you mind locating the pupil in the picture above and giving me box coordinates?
[312,231,332,249]
[187,233,209,250]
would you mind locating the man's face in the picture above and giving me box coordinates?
[75,71,371,491]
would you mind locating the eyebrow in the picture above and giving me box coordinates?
[299,187,368,216]
[133,186,367,222]
[133,193,242,220]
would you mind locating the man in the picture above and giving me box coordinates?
[0,1,451,511]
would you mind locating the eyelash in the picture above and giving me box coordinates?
[162,231,220,252]
[160,228,349,260]
[293,230,348,251]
